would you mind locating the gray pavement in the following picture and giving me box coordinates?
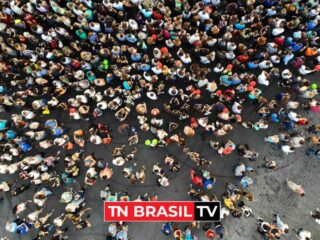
[0,75,320,240]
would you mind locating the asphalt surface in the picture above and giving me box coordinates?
[0,69,320,240]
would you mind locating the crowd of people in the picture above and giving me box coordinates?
[0,0,320,239]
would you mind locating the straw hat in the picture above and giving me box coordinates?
[94,78,106,87]
[136,103,147,115]
[151,108,160,117]
[207,82,217,92]
[36,78,48,85]
[184,126,195,137]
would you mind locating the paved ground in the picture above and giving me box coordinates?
[0,71,320,240]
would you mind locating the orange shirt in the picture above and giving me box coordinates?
[306,47,318,57]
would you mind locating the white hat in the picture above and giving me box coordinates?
[138,31,147,40]
[147,91,157,100]
[168,87,178,96]
[129,19,138,30]
[112,157,125,166]
[60,191,73,203]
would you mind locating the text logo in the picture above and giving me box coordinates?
[104,201,220,222]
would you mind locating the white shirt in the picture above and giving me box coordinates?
[270,55,281,64]
[225,51,235,59]
[90,135,102,144]
[258,71,269,86]
[232,102,242,114]
[259,60,273,69]
[272,27,284,36]
[299,65,314,75]
[89,22,101,32]
[287,101,299,109]
[211,0,221,6]
[298,230,312,240]
[189,34,200,44]
[198,79,208,88]
[288,111,299,122]
[282,145,294,154]
[198,11,209,21]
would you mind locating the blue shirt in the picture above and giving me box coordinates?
[123,81,132,90]
[141,9,152,18]
[203,178,215,189]
[45,119,57,130]
[235,23,245,30]
[247,62,259,69]
[52,127,63,136]
[5,130,15,139]
[16,222,32,236]
[162,223,172,235]
[18,142,32,152]
[271,113,280,123]
[0,120,7,130]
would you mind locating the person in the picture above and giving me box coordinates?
[5,218,20,233]
[274,214,289,235]
[161,222,173,236]
[297,228,312,240]
[286,179,305,196]
[16,221,32,236]
[310,208,320,225]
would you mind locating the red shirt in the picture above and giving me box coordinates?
[1,15,11,24]
[293,60,303,69]
[69,108,77,113]
[223,146,233,155]
[297,119,308,125]
[191,171,203,186]
[152,11,163,20]
[192,89,201,95]
[162,30,170,39]
[51,40,57,49]
[274,37,285,45]
[160,47,168,55]
[237,55,249,63]
[71,60,81,69]
[206,229,216,239]
[192,176,203,186]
